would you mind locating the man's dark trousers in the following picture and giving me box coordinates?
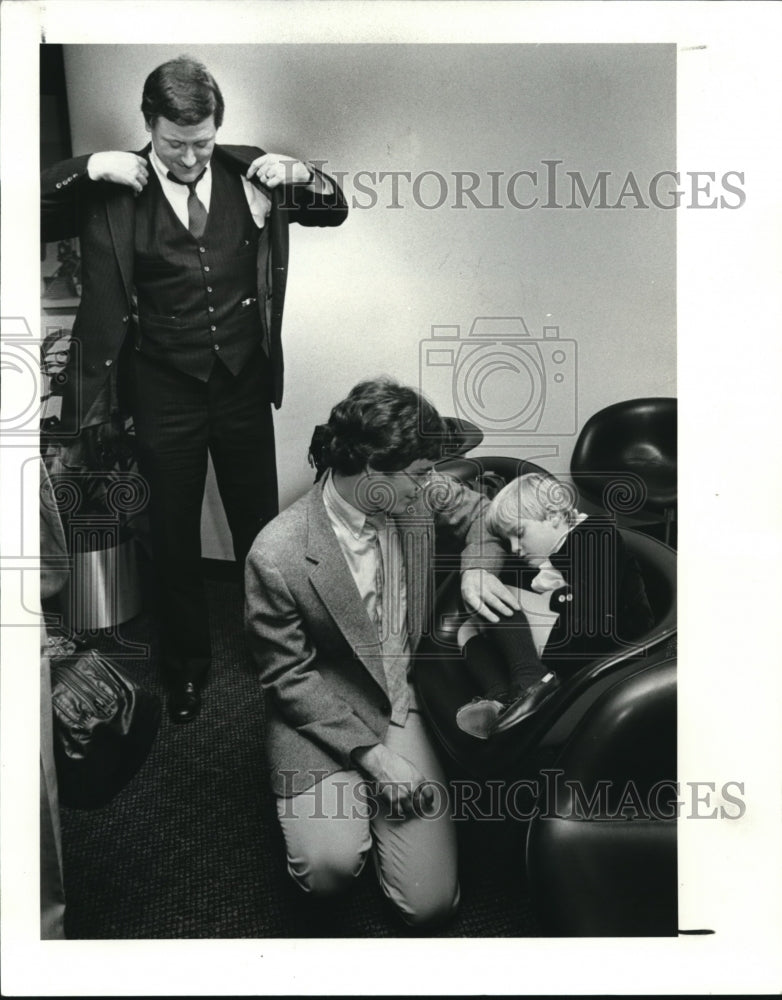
[129,346,277,682]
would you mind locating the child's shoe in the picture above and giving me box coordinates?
[455,697,505,740]
[492,672,561,735]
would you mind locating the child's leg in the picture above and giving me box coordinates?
[462,633,511,702]
[459,610,562,740]
[462,608,546,701]
[480,609,546,697]
[456,633,511,740]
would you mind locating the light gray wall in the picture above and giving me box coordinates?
[63,43,675,558]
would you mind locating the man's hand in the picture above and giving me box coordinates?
[87,152,149,193]
[461,568,520,623]
[246,153,312,189]
[353,744,434,818]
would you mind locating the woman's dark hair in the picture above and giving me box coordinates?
[141,56,225,128]
[314,378,446,477]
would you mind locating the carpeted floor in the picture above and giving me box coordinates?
[58,573,544,939]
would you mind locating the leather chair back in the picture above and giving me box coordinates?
[570,396,677,516]
[525,656,677,936]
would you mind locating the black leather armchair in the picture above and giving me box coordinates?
[525,655,677,936]
[415,453,678,935]
[569,397,677,545]
[417,455,677,782]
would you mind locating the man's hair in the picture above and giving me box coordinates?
[141,56,225,128]
[486,472,579,538]
[320,378,446,475]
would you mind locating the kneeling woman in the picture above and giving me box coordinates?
[455,472,654,740]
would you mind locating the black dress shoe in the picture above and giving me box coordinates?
[168,680,202,724]
[492,672,561,735]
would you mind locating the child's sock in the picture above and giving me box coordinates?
[462,633,512,702]
[482,609,547,696]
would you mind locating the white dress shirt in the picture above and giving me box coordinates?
[148,147,272,229]
[322,471,415,720]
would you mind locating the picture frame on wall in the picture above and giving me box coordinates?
[42,237,82,306]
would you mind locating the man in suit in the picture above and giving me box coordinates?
[245,379,518,928]
[41,56,347,723]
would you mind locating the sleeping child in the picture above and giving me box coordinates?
[455,472,654,740]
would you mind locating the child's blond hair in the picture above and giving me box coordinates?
[486,472,579,539]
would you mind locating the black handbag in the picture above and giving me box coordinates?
[50,648,161,809]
